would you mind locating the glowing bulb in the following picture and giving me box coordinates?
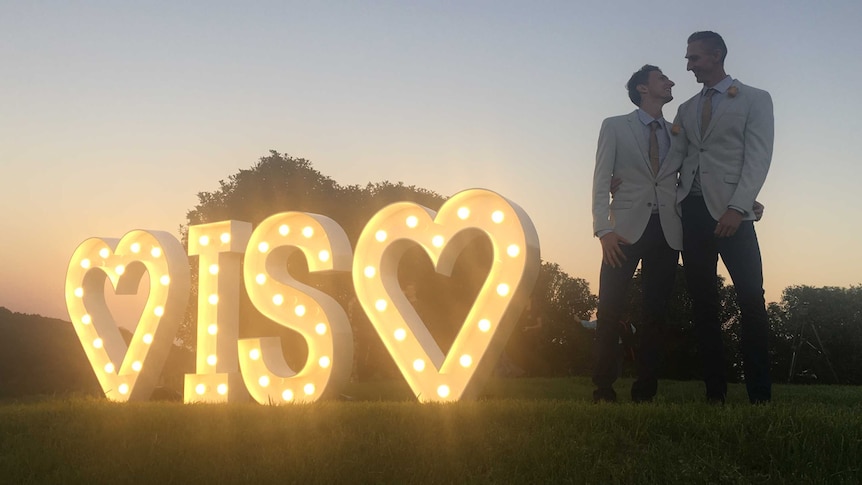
[220,232,231,243]
[375,299,387,312]
[73,287,84,298]
[258,241,269,253]
[497,283,510,296]
[413,359,426,372]
[130,242,141,253]
[81,314,92,325]
[364,266,376,278]
[302,226,314,238]
[207,354,217,366]
[273,294,284,305]
[249,348,261,360]
[119,384,129,395]
[375,230,387,242]
[258,376,270,387]
[80,259,91,269]
[278,224,290,236]
[315,323,327,335]
[437,385,451,398]
[159,275,170,285]
[209,264,219,275]
[195,384,206,395]
[93,338,103,349]
[294,305,306,317]
[492,210,505,223]
[217,384,228,395]
[282,389,294,401]
[394,328,407,341]
[208,294,219,305]
[199,235,210,246]
[457,207,471,220]
[99,248,110,259]
[406,215,419,228]
[115,265,125,275]
[459,355,473,368]
[255,273,266,285]
[479,319,492,332]
[507,244,520,257]
[143,333,153,344]
[207,324,218,335]
[132,361,142,372]
[318,356,331,368]
[432,235,444,248]
[304,383,315,395]
[104,363,115,373]
[318,250,330,262]
[151,247,161,258]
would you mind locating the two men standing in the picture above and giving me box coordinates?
[591,31,774,404]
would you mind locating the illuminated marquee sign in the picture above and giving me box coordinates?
[65,189,540,403]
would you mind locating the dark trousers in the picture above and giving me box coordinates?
[681,196,771,403]
[593,214,679,400]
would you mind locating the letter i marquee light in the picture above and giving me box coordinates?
[352,189,540,403]
[184,220,252,403]
[65,230,191,402]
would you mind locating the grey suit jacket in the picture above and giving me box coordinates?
[671,80,774,220]
[592,111,683,250]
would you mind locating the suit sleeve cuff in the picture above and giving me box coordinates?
[595,229,613,238]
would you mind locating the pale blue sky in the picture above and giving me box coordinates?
[2,1,861,321]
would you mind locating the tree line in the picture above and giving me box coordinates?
[1,152,859,399]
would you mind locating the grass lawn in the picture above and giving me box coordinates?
[1,377,860,484]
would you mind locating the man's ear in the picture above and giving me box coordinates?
[637,84,648,94]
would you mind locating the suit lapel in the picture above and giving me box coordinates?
[626,111,651,172]
[702,80,739,140]
[683,96,701,142]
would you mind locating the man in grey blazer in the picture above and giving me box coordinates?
[671,31,773,404]
[591,65,681,403]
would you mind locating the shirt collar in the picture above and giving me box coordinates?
[636,108,665,127]
[702,75,734,95]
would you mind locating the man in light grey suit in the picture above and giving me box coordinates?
[590,65,681,403]
[671,31,774,404]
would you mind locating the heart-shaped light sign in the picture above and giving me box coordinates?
[352,189,540,402]
[65,230,190,402]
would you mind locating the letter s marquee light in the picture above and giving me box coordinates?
[65,230,191,402]
[352,189,541,402]
[64,189,540,403]
[239,211,354,404]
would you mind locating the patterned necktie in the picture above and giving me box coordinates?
[700,88,716,138]
[648,120,660,175]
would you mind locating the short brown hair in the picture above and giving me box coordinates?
[688,31,727,63]
[626,65,660,107]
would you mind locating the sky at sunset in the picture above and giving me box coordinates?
[2,1,861,324]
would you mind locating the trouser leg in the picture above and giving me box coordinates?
[682,197,727,401]
[631,219,679,401]
[719,221,771,403]
[592,243,641,399]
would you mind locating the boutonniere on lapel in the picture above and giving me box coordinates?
[727,85,739,98]
[671,124,682,136]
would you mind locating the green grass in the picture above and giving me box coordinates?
[2,378,861,484]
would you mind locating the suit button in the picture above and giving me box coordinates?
[655,183,659,187]
[647,202,652,207]
[700,148,705,152]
